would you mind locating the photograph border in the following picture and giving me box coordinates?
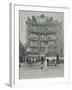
[9,3,70,87]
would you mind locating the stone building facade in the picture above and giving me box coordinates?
[25,15,64,62]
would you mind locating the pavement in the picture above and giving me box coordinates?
[19,63,64,79]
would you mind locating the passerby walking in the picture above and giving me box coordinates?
[41,56,44,70]
[44,58,47,70]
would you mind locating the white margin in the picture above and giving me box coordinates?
[9,3,70,87]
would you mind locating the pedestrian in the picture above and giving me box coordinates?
[54,59,57,66]
[44,58,47,70]
[47,59,49,66]
[41,56,44,70]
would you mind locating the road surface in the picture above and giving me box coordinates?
[19,63,64,79]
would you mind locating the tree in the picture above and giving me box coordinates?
[19,41,26,62]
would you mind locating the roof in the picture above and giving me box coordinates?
[26,14,60,25]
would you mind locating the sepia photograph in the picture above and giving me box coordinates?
[19,10,64,79]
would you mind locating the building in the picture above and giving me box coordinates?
[25,14,64,62]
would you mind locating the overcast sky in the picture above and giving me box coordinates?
[19,10,64,46]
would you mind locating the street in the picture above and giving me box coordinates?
[19,63,64,79]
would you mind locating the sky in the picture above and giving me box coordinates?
[19,10,64,46]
